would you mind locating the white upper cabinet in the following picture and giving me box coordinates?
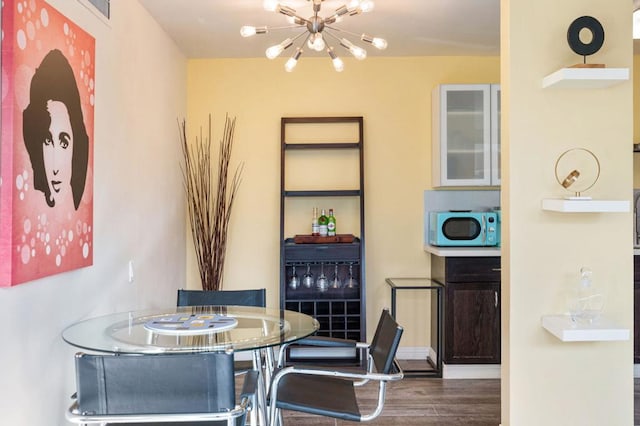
[432,84,501,187]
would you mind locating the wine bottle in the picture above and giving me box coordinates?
[318,209,328,237]
[327,209,336,236]
[311,207,319,236]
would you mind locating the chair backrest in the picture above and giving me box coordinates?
[369,309,404,375]
[177,289,266,308]
[74,351,235,415]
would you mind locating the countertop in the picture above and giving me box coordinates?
[424,244,501,257]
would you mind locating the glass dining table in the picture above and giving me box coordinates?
[62,305,319,426]
[62,305,319,354]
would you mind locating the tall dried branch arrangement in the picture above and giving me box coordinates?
[179,114,244,291]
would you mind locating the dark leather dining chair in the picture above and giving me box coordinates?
[67,351,257,426]
[177,288,266,308]
[268,308,404,425]
[176,288,269,374]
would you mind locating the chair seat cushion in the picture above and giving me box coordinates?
[275,374,360,422]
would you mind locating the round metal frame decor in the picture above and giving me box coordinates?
[554,147,600,199]
[567,16,605,57]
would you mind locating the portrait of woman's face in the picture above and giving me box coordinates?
[43,100,74,207]
[23,49,89,210]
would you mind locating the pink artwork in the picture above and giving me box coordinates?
[1,0,95,287]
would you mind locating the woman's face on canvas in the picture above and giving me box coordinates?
[43,100,74,205]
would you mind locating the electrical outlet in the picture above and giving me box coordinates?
[128,260,134,283]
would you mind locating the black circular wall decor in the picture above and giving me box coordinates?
[567,16,605,57]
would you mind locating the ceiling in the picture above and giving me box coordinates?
[138,0,501,58]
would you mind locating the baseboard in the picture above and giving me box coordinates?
[443,363,501,379]
[397,346,500,379]
[397,346,430,360]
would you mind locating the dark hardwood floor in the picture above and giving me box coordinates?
[281,377,501,426]
[275,377,640,425]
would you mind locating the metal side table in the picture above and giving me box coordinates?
[385,277,443,378]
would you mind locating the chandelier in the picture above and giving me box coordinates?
[240,0,388,72]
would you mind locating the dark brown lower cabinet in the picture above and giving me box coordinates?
[444,281,500,364]
[432,256,501,364]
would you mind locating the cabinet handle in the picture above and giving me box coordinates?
[494,291,498,308]
[491,268,501,272]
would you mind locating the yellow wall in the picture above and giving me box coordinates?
[186,56,499,345]
[502,0,633,424]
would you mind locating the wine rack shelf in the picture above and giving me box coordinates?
[280,116,366,362]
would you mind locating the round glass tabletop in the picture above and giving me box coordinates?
[62,305,319,354]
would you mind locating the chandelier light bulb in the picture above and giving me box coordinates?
[359,0,374,13]
[241,26,267,37]
[332,56,345,72]
[307,33,325,51]
[240,26,256,37]
[266,38,293,59]
[327,47,344,72]
[266,45,283,59]
[350,45,367,60]
[361,34,387,50]
[263,0,279,12]
[371,37,387,50]
[285,57,298,72]
[285,47,303,72]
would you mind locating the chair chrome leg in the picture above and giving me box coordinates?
[277,407,283,426]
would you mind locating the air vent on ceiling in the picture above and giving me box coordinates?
[87,0,109,19]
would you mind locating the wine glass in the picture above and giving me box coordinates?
[345,263,358,289]
[316,263,329,293]
[302,264,314,289]
[330,263,342,289]
[288,265,300,290]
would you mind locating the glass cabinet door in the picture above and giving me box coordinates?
[490,85,501,186]
[439,84,491,186]
[432,84,503,187]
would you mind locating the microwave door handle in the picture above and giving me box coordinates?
[481,215,486,243]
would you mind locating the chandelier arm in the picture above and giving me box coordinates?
[324,29,367,60]
[251,24,304,35]
[267,24,308,32]
[325,26,361,38]
[326,25,387,50]
[322,29,342,44]
[325,25,382,40]
[300,32,312,47]
[289,29,311,44]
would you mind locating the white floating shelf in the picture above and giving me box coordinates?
[542,67,629,89]
[541,198,630,213]
[542,315,629,342]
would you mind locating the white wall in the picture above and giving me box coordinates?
[0,1,187,424]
